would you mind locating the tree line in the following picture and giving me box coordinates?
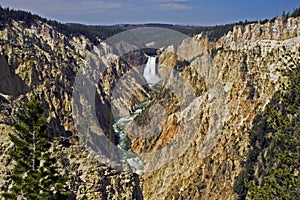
[2,6,300,45]
[234,54,300,199]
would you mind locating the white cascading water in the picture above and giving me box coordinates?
[113,101,148,175]
[143,56,161,84]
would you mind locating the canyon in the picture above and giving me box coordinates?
[0,9,300,199]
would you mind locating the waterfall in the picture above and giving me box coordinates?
[143,56,160,84]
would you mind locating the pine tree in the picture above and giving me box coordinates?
[2,96,71,199]
[235,55,300,199]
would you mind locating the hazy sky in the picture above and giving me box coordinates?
[0,0,299,25]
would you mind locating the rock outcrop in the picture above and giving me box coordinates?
[0,19,142,199]
[139,17,300,200]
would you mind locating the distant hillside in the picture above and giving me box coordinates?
[2,6,299,45]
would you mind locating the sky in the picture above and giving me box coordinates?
[0,0,300,26]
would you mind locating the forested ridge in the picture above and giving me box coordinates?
[234,54,300,199]
[2,6,300,45]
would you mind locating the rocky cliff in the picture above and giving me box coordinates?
[0,10,299,200]
[139,17,300,200]
[0,18,142,199]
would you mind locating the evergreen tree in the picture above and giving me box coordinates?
[2,96,71,200]
[234,55,300,199]
[245,56,300,199]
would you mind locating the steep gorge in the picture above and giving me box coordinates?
[0,10,299,199]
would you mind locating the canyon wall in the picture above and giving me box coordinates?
[140,17,300,200]
[0,20,142,199]
[0,15,299,199]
